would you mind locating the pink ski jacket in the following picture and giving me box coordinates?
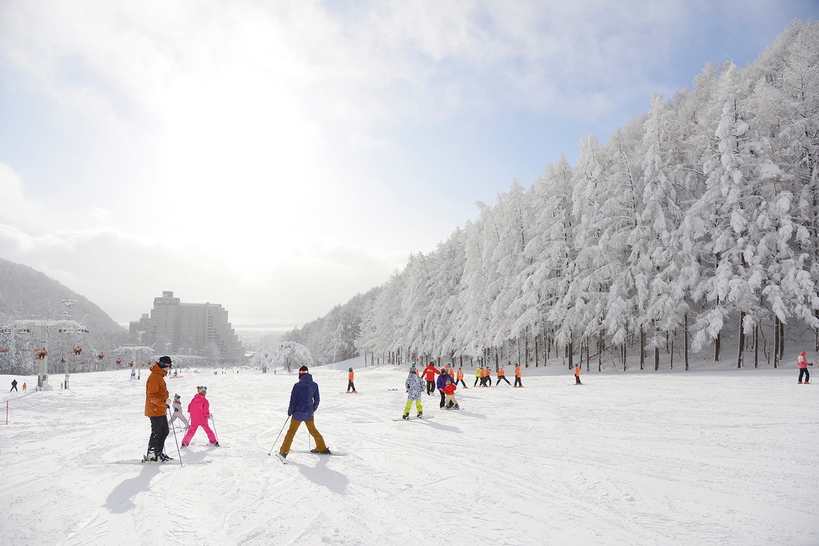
[187,393,211,425]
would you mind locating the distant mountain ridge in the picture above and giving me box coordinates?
[0,257,124,334]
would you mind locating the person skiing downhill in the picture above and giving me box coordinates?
[144,356,173,462]
[181,386,218,447]
[168,393,190,430]
[347,367,357,393]
[797,351,812,384]
[422,362,439,395]
[279,366,330,458]
[402,365,424,419]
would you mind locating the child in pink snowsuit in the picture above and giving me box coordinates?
[181,386,218,446]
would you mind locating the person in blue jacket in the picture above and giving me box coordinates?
[279,366,331,458]
[436,367,452,409]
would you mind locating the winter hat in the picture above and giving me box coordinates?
[299,365,309,375]
[158,356,172,368]
[349,367,353,371]
[409,365,416,374]
[173,394,180,400]
[801,351,807,356]
[196,386,207,395]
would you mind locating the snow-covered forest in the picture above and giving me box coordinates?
[288,22,819,370]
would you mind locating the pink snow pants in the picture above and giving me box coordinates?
[181,421,216,445]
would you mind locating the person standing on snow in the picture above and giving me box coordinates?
[443,378,460,409]
[279,366,331,458]
[422,362,439,396]
[474,365,483,387]
[496,365,511,386]
[347,367,357,393]
[574,362,582,385]
[513,363,523,388]
[144,356,173,462]
[9,379,17,392]
[456,364,468,389]
[181,386,219,447]
[480,365,492,387]
[402,365,425,419]
[797,351,812,384]
[436,367,453,408]
[168,393,190,430]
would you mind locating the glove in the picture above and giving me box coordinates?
[166,404,170,409]
[209,414,214,419]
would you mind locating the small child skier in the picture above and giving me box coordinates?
[443,379,459,409]
[403,366,424,419]
[168,393,190,430]
[797,351,812,384]
[181,386,219,447]
[574,363,582,385]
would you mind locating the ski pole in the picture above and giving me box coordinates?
[210,415,219,443]
[267,415,291,456]
[167,405,183,466]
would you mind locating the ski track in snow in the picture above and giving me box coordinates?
[1,361,818,545]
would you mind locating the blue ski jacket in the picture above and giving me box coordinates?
[288,372,321,421]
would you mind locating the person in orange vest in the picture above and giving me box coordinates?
[513,362,523,388]
[496,365,511,386]
[574,362,582,385]
[455,364,467,388]
[422,362,439,395]
[444,362,455,380]
[481,365,492,387]
[346,367,357,393]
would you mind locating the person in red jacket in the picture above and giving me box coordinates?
[797,351,812,384]
[443,379,459,409]
[422,362,439,395]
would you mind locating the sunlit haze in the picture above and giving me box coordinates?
[0,0,814,329]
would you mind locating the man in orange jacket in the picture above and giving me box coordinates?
[145,356,172,462]
[422,362,439,395]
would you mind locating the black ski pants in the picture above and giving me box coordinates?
[497,376,511,385]
[147,415,169,456]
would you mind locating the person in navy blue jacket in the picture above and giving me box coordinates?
[436,368,453,409]
[279,366,331,458]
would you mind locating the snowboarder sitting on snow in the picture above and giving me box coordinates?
[422,362,439,395]
[403,365,424,419]
[347,367,357,393]
[168,393,190,430]
[279,366,331,458]
[443,379,459,409]
[797,351,812,384]
[181,386,218,447]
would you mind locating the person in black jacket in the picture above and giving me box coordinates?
[279,366,331,458]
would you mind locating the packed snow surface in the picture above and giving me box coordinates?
[1,359,818,545]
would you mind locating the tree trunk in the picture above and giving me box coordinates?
[714,331,721,362]
[535,335,539,368]
[684,314,689,371]
[754,323,759,369]
[736,311,745,369]
[774,317,780,369]
[779,319,785,361]
[640,328,645,371]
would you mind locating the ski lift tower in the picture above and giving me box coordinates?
[11,311,89,390]
[57,300,88,389]
[114,330,154,374]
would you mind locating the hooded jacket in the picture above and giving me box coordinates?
[144,363,169,417]
[187,392,211,425]
[288,372,321,421]
[405,373,424,400]
[436,371,451,390]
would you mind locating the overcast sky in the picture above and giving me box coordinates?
[0,1,816,330]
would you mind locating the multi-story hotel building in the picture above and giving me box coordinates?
[129,291,244,363]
